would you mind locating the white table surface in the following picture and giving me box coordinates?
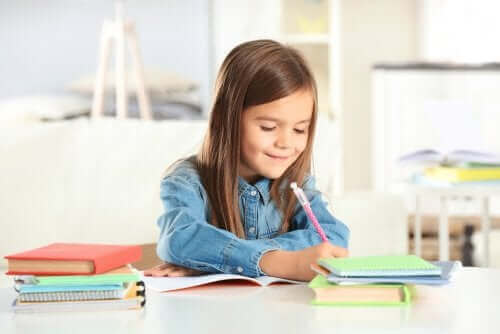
[1,267,499,334]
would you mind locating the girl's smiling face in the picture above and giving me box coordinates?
[239,89,313,183]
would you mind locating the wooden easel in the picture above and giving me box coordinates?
[91,0,152,120]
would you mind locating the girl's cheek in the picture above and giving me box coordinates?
[261,134,276,147]
[296,136,308,152]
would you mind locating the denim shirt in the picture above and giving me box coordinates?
[156,158,350,278]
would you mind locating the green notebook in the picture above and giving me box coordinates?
[318,255,441,277]
[308,275,411,306]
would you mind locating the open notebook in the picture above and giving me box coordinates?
[141,273,303,292]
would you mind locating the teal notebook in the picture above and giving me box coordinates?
[19,284,124,293]
[34,273,139,285]
[308,275,411,306]
[318,255,441,277]
[14,273,140,286]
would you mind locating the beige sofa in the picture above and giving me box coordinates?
[0,117,408,267]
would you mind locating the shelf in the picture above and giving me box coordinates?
[281,34,330,45]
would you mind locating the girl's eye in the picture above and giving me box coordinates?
[294,128,306,134]
[260,126,276,132]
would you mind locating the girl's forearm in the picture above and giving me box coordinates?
[259,250,298,279]
[259,242,348,281]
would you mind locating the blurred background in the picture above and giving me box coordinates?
[2,0,500,270]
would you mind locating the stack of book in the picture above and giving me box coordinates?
[422,163,500,186]
[4,243,145,313]
[309,255,460,306]
[398,149,500,186]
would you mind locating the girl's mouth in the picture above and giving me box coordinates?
[266,153,289,160]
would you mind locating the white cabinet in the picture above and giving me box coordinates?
[372,64,500,192]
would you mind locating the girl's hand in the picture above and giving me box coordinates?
[259,242,348,282]
[294,242,348,281]
[143,262,204,277]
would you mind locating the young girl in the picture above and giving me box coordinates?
[144,40,349,282]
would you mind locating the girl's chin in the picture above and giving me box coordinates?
[259,166,290,179]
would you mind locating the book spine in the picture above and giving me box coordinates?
[426,167,500,182]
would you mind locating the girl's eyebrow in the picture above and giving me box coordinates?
[255,116,311,124]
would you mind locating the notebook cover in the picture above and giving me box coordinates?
[308,275,411,306]
[318,255,441,277]
[5,243,142,275]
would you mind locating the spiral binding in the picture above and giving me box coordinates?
[136,281,146,307]
[19,289,122,303]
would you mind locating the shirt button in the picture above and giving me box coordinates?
[248,227,255,234]
[236,266,243,273]
[250,190,257,196]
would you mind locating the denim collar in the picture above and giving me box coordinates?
[238,177,271,204]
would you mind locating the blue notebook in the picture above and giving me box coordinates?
[325,261,460,285]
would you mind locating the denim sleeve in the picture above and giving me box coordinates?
[270,176,350,250]
[156,175,281,278]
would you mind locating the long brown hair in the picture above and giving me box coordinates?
[196,39,318,238]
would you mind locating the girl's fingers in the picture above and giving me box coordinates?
[167,269,189,277]
[153,265,180,277]
[185,268,204,276]
[165,267,204,277]
[171,267,203,277]
[150,265,195,277]
[143,263,205,277]
[329,245,349,258]
[145,263,176,277]
[310,263,330,276]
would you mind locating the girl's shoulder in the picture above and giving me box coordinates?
[161,155,202,186]
[302,173,316,189]
[159,156,209,204]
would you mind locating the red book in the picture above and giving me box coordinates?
[4,243,142,275]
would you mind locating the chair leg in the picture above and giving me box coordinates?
[126,22,152,120]
[115,18,128,119]
[461,224,475,266]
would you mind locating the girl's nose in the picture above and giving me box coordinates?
[275,130,292,149]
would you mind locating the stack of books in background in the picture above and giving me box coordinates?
[398,149,500,186]
[4,243,144,313]
[309,255,460,306]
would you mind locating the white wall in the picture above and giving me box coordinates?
[339,0,418,191]
[1,0,420,192]
[418,0,500,62]
[0,0,212,113]
[211,0,281,72]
